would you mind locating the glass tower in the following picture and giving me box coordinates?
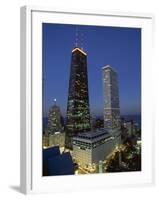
[102,65,120,129]
[65,47,91,149]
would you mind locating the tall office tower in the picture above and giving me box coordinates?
[102,65,120,129]
[47,99,62,135]
[65,46,91,149]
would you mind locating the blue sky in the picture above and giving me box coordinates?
[43,23,141,117]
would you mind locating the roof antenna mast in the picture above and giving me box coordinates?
[53,98,57,106]
[75,26,78,47]
[81,32,84,50]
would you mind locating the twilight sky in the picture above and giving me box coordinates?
[42,23,141,117]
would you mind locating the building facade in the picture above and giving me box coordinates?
[72,129,121,166]
[123,120,137,137]
[42,133,49,148]
[49,132,65,147]
[47,100,62,135]
[102,65,120,129]
[65,47,91,149]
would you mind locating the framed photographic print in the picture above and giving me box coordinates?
[20,6,154,194]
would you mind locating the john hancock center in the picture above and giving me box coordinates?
[42,24,141,176]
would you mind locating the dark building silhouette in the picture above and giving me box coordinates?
[43,146,60,176]
[43,146,74,176]
[47,152,74,176]
[65,46,91,149]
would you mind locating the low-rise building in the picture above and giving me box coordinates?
[72,128,121,167]
[43,146,74,176]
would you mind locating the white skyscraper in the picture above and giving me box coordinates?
[102,65,120,129]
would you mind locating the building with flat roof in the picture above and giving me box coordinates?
[72,128,121,166]
[102,65,120,129]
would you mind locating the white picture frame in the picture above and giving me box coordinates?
[20,6,154,194]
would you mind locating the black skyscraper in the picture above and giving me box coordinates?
[65,47,91,149]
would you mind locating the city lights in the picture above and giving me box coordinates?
[42,25,141,176]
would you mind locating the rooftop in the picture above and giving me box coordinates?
[102,65,117,73]
[72,47,87,56]
[47,152,74,176]
[74,128,110,140]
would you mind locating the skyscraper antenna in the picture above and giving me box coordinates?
[75,26,78,47]
[54,98,57,105]
[81,32,84,50]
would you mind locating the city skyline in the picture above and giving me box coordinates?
[43,23,141,117]
[42,23,141,176]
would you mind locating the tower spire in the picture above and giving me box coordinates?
[81,32,84,50]
[74,27,84,51]
[75,26,79,47]
[53,98,57,106]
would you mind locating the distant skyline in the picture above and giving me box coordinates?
[43,23,141,117]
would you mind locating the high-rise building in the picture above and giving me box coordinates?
[47,99,62,135]
[65,46,91,149]
[102,65,120,129]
